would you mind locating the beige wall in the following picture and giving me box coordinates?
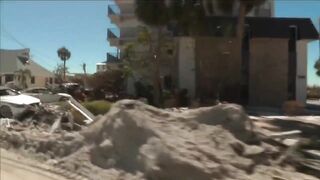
[177,37,196,98]
[29,76,50,88]
[13,76,55,89]
[249,38,289,107]
[195,37,241,101]
[296,40,308,104]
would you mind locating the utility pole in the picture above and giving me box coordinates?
[82,63,87,75]
[81,62,87,89]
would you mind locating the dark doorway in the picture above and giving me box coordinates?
[288,26,298,100]
[240,25,251,105]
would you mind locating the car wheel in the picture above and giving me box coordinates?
[0,105,13,118]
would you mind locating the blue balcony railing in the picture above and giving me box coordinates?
[107,28,120,39]
[108,4,120,16]
[106,52,123,63]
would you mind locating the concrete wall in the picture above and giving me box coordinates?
[177,37,196,98]
[250,38,289,107]
[195,37,241,101]
[296,40,308,104]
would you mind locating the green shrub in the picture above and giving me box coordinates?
[82,100,112,115]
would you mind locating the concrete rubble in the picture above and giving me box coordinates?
[0,100,319,180]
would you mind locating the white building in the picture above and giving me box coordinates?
[96,62,107,72]
[0,49,56,89]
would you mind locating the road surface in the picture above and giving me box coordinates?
[0,149,69,180]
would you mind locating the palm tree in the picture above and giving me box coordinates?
[15,69,32,89]
[315,58,320,76]
[57,47,71,82]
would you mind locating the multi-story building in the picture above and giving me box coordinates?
[107,0,177,89]
[107,0,275,51]
[106,0,319,107]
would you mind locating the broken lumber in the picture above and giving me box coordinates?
[268,130,301,139]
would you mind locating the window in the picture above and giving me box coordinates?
[49,77,53,84]
[31,76,35,84]
[5,75,14,83]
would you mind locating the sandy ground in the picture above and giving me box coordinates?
[0,149,68,180]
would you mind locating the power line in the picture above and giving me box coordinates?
[1,25,57,68]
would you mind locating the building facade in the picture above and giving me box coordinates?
[107,0,275,50]
[96,62,107,72]
[0,49,56,89]
[107,1,319,107]
[175,17,318,106]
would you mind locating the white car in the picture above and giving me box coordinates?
[22,87,71,103]
[0,87,41,118]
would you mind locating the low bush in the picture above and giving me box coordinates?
[282,100,305,115]
[82,100,112,116]
[307,86,320,99]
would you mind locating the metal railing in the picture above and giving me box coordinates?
[107,28,120,39]
[107,27,138,39]
[107,52,120,61]
[108,4,120,16]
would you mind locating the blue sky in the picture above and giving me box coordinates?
[0,0,319,85]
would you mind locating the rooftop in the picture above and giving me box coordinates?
[170,16,319,40]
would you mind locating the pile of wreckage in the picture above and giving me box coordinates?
[0,100,319,180]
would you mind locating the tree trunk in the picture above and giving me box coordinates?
[63,60,66,82]
[236,2,246,40]
[236,1,247,104]
[153,27,163,107]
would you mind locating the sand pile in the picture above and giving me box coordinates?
[58,100,316,180]
[1,100,318,180]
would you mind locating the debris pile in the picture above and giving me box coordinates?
[0,103,83,133]
[0,100,319,180]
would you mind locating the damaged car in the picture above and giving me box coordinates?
[0,86,41,118]
[22,87,71,103]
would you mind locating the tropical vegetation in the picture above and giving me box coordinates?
[57,47,71,82]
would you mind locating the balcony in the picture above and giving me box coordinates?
[106,52,120,62]
[114,0,135,10]
[108,4,120,24]
[107,27,139,47]
[108,4,136,26]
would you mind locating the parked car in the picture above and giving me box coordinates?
[0,86,41,118]
[22,87,71,103]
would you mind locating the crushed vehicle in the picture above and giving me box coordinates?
[22,87,71,103]
[0,86,41,118]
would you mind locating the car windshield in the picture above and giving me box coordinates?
[38,89,50,94]
[26,88,50,94]
[0,89,20,96]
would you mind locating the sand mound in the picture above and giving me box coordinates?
[1,100,317,180]
[69,100,314,180]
